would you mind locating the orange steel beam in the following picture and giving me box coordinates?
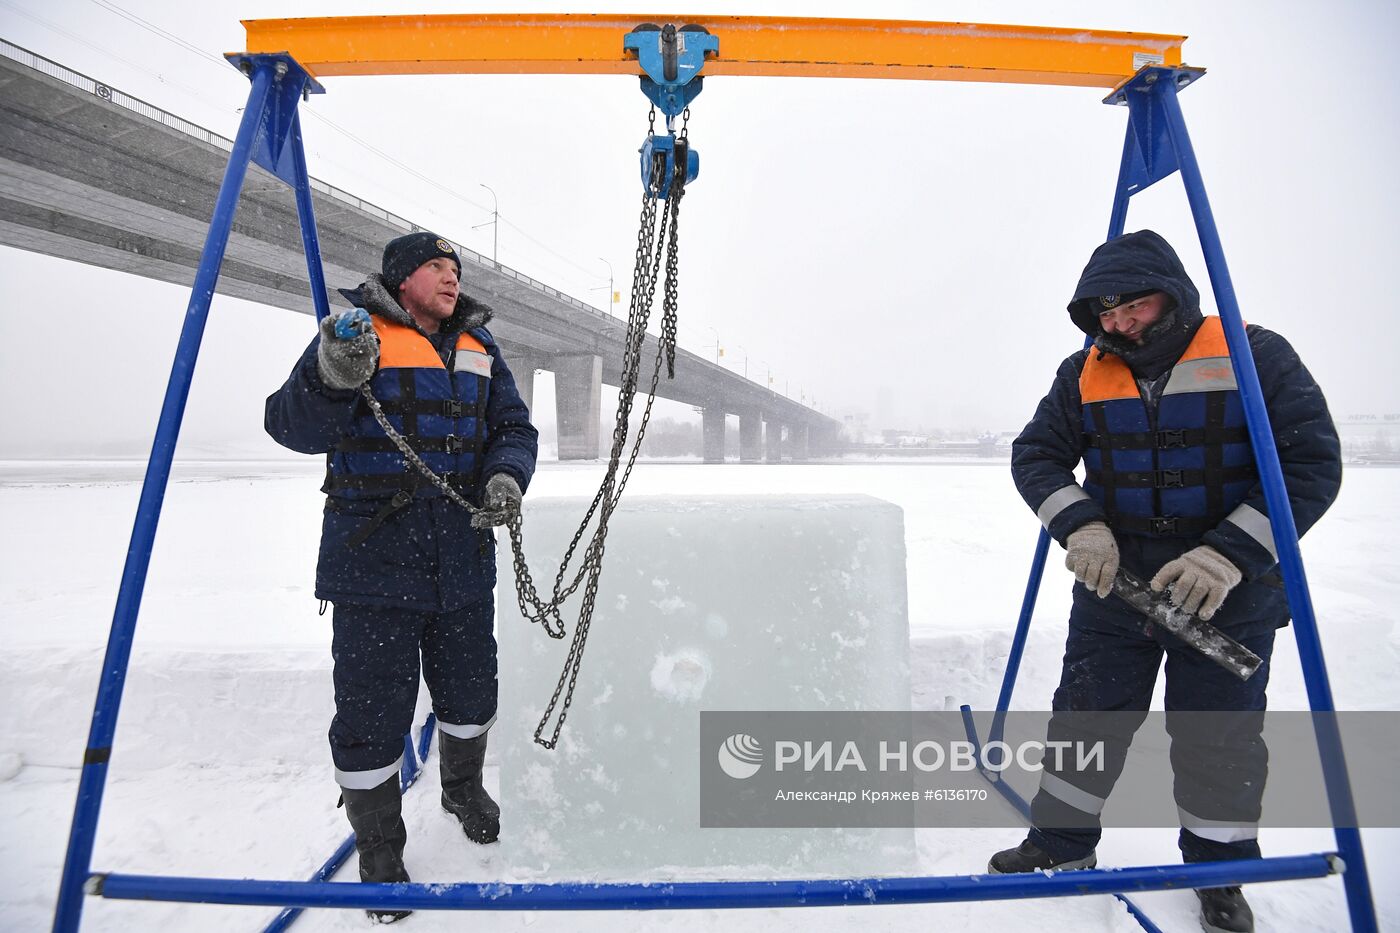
[239,14,1186,88]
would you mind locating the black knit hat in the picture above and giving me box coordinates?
[382,231,461,293]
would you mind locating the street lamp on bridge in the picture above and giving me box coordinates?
[593,257,615,316]
[755,360,774,392]
[475,183,499,264]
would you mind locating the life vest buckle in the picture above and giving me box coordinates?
[445,400,465,418]
[1156,429,1187,449]
[1155,469,1186,488]
[445,435,465,454]
[1150,516,1180,534]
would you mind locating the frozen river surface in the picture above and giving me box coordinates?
[1,458,1395,931]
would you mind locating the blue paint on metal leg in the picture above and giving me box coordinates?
[989,531,1052,752]
[259,834,357,933]
[1155,74,1376,933]
[1116,895,1169,933]
[416,712,437,767]
[399,732,418,790]
[1106,118,1137,241]
[289,109,332,323]
[50,63,277,933]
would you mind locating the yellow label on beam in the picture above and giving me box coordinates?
[239,14,1186,88]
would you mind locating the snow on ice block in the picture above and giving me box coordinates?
[498,494,914,880]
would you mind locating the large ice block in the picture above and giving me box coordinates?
[497,494,914,880]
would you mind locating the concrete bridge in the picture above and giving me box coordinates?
[0,40,839,461]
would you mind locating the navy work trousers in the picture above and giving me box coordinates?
[1029,592,1276,865]
[329,597,497,783]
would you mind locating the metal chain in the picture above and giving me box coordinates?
[352,105,692,750]
[526,125,689,749]
[510,126,669,628]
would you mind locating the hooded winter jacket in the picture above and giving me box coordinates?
[1012,231,1341,634]
[265,275,538,612]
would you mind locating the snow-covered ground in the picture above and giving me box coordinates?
[1,458,1396,931]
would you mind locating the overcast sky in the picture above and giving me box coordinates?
[2,0,1397,458]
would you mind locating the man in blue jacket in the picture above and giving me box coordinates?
[266,231,538,922]
[986,230,1340,933]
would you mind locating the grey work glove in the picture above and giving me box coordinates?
[471,473,522,529]
[1065,521,1120,598]
[1150,545,1242,621]
[317,308,379,390]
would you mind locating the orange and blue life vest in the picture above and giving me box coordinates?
[1080,316,1256,537]
[326,316,494,499]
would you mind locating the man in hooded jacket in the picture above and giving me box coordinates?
[266,231,538,923]
[986,230,1340,933]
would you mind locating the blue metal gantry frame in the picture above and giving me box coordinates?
[961,65,1378,932]
[49,49,1377,933]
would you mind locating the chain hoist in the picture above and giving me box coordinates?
[360,22,714,750]
[514,106,690,749]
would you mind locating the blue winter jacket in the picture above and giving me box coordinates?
[265,275,538,612]
[1012,231,1341,634]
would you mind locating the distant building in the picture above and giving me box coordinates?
[882,429,930,448]
[1336,414,1400,463]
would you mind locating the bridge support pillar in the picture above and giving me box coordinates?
[739,412,763,463]
[790,423,810,462]
[508,353,545,414]
[554,354,601,460]
[702,408,727,464]
[765,419,784,463]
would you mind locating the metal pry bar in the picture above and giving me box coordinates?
[1112,568,1264,681]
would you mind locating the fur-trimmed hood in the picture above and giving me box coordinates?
[1068,230,1204,380]
[337,272,493,335]
[1066,230,1200,339]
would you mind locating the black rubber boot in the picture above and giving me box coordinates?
[1197,886,1254,933]
[987,837,1097,874]
[341,775,412,924]
[439,731,500,844]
